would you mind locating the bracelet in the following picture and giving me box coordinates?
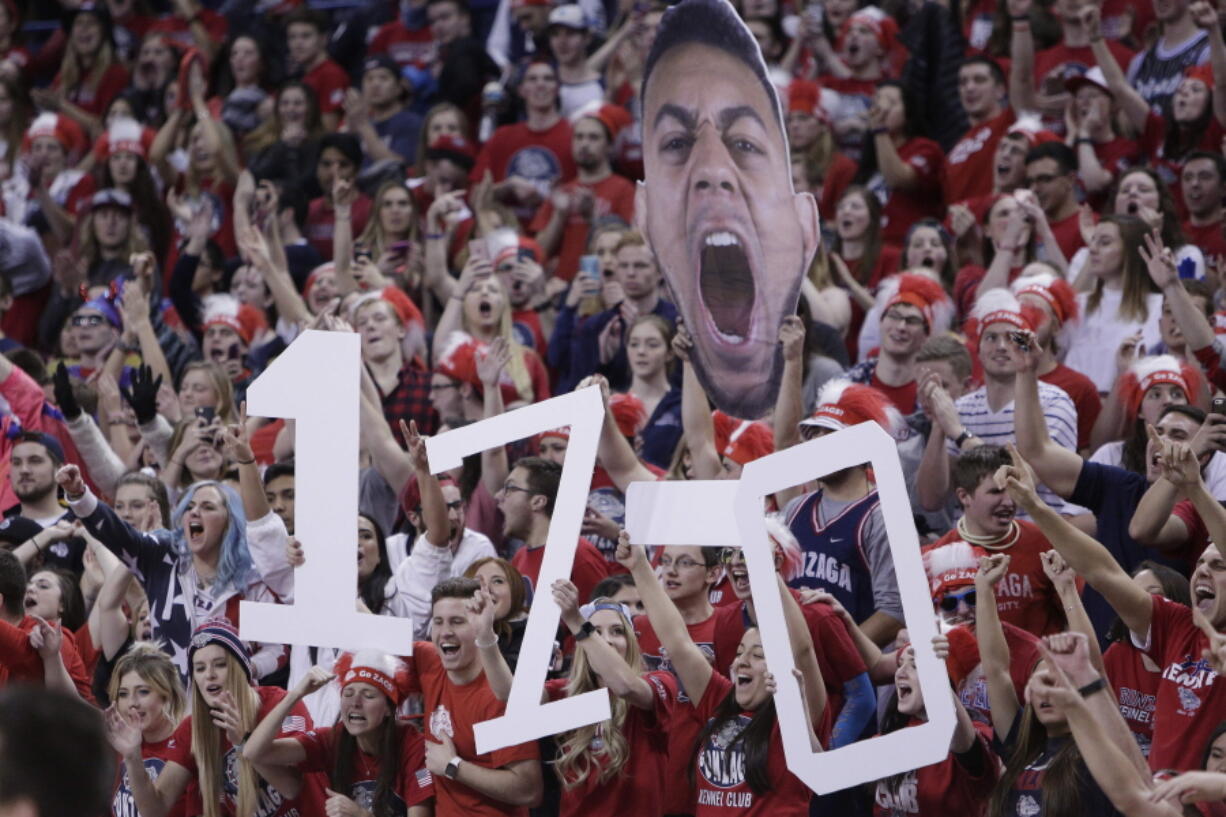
[1074,137,1094,145]
[475,634,499,649]
[870,127,888,136]
[1077,677,1107,697]
[235,457,256,466]
[426,232,445,240]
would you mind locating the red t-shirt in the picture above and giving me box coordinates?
[1033,42,1135,130]
[1140,112,1226,218]
[711,595,863,743]
[1139,595,1226,771]
[305,194,373,261]
[145,10,228,50]
[528,173,636,281]
[950,622,1042,729]
[819,154,860,220]
[112,733,189,817]
[634,611,719,815]
[55,63,130,118]
[1102,640,1160,758]
[929,522,1066,637]
[873,137,945,246]
[839,245,902,361]
[166,686,314,817]
[543,670,677,817]
[411,641,540,817]
[871,721,997,816]
[369,19,437,70]
[471,120,576,224]
[510,538,609,610]
[692,672,813,816]
[0,615,94,702]
[870,371,917,415]
[708,573,741,608]
[1171,499,1211,570]
[303,58,351,115]
[294,723,434,812]
[1041,364,1102,451]
[952,262,1024,320]
[1048,209,1086,264]
[944,109,1016,206]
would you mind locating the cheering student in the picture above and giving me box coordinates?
[873,634,998,816]
[106,644,189,817]
[104,620,315,817]
[619,531,827,815]
[471,580,677,816]
[242,651,433,817]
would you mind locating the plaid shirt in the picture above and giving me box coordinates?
[380,362,439,445]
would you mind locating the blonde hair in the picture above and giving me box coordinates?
[59,20,116,102]
[554,600,644,788]
[462,276,533,402]
[79,206,150,269]
[191,649,261,817]
[178,361,238,425]
[108,642,188,724]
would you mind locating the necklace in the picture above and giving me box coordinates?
[589,723,606,752]
[956,517,1020,550]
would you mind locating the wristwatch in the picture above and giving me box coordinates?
[444,756,464,780]
[574,621,595,641]
[954,428,974,448]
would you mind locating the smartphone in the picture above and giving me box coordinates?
[468,239,489,264]
[1010,330,1031,352]
[1213,397,1226,416]
[195,406,216,423]
[578,255,601,280]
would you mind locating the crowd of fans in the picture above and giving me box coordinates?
[0,0,1225,816]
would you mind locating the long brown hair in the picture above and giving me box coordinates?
[58,14,116,102]
[331,704,406,817]
[463,557,527,641]
[357,180,419,258]
[987,700,1084,817]
[830,186,884,286]
[191,650,261,817]
[1086,214,1157,322]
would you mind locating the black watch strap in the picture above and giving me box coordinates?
[574,621,595,641]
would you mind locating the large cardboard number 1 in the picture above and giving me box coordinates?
[627,422,954,795]
[238,331,416,653]
[425,387,612,753]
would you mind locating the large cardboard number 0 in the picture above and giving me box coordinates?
[238,331,416,653]
[425,386,612,753]
[627,422,954,794]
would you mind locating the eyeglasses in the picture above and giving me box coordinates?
[499,483,532,496]
[658,556,705,571]
[882,310,926,328]
[71,314,106,327]
[938,588,976,612]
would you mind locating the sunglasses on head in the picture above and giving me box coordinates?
[938,588,976,612]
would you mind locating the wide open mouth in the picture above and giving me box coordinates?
[699,231,756,344]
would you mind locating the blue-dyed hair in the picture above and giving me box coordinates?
[170,481,254,597]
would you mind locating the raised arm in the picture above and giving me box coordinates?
[1014,344,1083,498]
[1040,550,1105,673]
[1141,231,1217,353]
[477,338,511,499]
[998,445,1154,636]
[1008,0,1038,112]
[584,374,657,493]
[105,708,192,817]
[1160,435,1226,554]
[915,371,966,511]
[243,668,331,768]
[404,419,449,548]
[778,573,827,724]
[555,579,656,709]
[774,316,806,453]
[676,330,723,480]
[359,387,413,497]
[1085,6,1149,131]
[975,553,1021,739]
[469,587,516,701]
[615,531,714,705]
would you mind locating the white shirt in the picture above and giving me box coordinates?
[1090,441,1226,501]
[1060,288,1164,393]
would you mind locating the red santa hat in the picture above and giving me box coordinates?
[923,541,980,601]
[839,6,898,56]
[878,272,954,334]
[711,410,774,466]
[435,331,484,390]
[96,116,154,160]
[351,287,424,329]
[799,379,904,438]
[764,515,804,583]
[786,79,821,114]
[1010,270,1078,327]
[1005,112,1062,148]
[302,262,334,302]
[1185,62,1214,87]
[1117,354,1205,418]
[943,625,982,688]
[23,112,87,159]
[571,101,634,142]
[202,295,267,347]
[334,650,412,706]
[964,288,1044,354]
[536,428,570,449]
[493,236,544,268]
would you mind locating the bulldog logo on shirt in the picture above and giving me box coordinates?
[699,716,749,789]
[430,705,455,739]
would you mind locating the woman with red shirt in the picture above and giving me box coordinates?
[952,194,1040,319]
[831,186,901,359]
[42,4,130,136]
[858,81,946,248]
[474,580,676,817]
[243,651,434,817]
[617,532,826,817]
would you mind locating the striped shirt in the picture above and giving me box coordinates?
[948,382,1081,513]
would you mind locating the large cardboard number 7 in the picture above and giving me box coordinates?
[238,331,416,653]
[425,386,613,753]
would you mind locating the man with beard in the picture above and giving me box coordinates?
[1024,142,1085,260]
[635,0,820,419]
[786,380,905,646]
[846,273,953,414]
[0,434,75,573]
[925,445,1065,637]
[531,104,635,284]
